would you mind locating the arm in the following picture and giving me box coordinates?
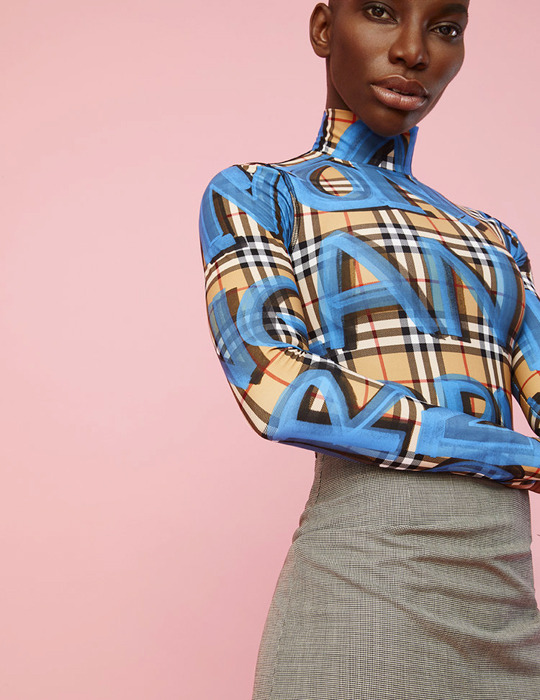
[200,163,540,490]
[494,219,540,437]
[468,210,540,440]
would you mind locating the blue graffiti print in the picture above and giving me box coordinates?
[201,108,540,490]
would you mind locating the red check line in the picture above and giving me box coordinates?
[364,376,506,395]
[240,349,291,408]
[362,382,370,411]
[303,296,320,308]
[355,259,364,286]
[343,210,354,234]
[366,311,388,381]
[320,174,344,197]
[414,276,469,292]
[425,215,443,239]
[215,262,224,292]
[521,370,540,393]
[334,115,357,125]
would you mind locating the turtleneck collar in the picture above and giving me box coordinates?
[313,108,418,176]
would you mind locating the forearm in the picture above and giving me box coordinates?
[210,310,540,489]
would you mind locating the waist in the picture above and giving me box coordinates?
[293,453,531,545]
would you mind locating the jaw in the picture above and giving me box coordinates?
[324,65,455,137]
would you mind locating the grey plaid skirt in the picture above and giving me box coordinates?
[252,454,540,700]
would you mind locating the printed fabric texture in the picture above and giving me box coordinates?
[199,108,540,491]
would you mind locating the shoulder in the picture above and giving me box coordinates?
[202,160,292,195]
[201,161,294,216]
[199,162,295,263]
[457,204,529,267]
[200,144,323,204]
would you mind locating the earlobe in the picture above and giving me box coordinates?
[309,3,332,58]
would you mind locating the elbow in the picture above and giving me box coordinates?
[237,403,281,444]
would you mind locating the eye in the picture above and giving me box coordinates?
[433,23,464,39]
[364,4,394,21]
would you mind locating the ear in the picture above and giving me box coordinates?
[310,3,332,58]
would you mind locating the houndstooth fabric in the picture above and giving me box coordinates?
[251,454,540,699]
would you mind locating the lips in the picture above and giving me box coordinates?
[370,75,429,112]
[373,75,428,97]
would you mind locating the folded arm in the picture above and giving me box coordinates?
[200,164,540,490]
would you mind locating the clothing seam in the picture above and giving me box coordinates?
[273,166,301,251]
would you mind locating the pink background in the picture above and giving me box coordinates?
[1,1,539,697]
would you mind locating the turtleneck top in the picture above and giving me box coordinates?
[199,108,540,491]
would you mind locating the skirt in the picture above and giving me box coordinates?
[251,453,540,700]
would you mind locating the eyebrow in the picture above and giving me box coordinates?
[439,3,469,14]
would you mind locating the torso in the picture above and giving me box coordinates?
[269,109,526,427]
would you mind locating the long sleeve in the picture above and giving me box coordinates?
[200,163,540,490]
[494,218,540,436]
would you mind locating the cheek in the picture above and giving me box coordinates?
[331,29,384,75]
[433,47,465,91]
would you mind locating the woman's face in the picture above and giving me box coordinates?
[310,0,469,136]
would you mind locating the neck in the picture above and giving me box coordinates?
[313,108,418,175]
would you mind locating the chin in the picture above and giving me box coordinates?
[369,111,420,136]
[351,100,428,136]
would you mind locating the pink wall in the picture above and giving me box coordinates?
[1,1,539,697]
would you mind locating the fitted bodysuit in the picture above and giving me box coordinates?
[200,109,540,698]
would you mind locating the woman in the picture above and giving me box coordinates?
[200,0,540,697]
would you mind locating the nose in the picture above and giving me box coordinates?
[388,22,429,70]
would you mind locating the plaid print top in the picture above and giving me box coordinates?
[200,108,540,491]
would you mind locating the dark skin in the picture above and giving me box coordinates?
[310,0,470,137]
